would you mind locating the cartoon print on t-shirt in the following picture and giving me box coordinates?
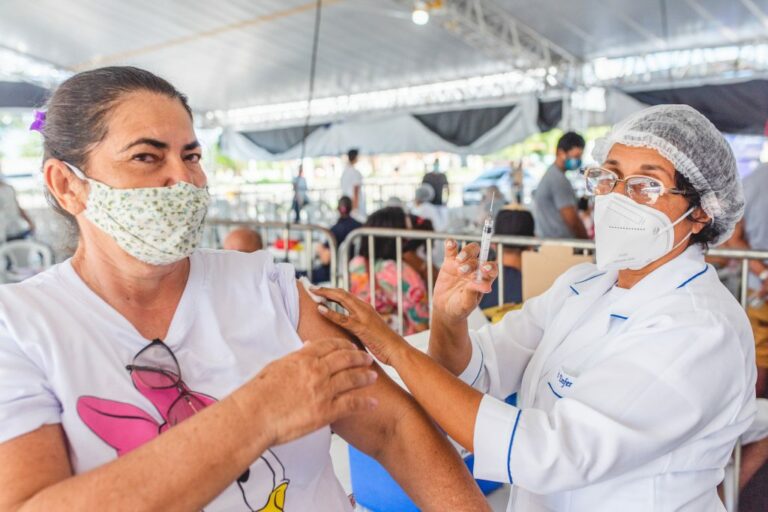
[76,371,290,511]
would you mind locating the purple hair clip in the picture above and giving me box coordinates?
[29,110,46,133]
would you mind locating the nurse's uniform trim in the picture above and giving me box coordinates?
[569,272,606,295]
[507,409,522,483]
[676,265,708,289]
[547,382,563,399]
[457,336,485,386]
[472,394,523,484]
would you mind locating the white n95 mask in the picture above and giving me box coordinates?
[64,162,210,266]
[593,193,693,271]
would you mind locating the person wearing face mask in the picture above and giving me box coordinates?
[312,105,756,511]
[532,131,589,240]
[0,67,490,512]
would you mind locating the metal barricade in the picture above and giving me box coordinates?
[205,218,338,287]
[339,228,594,332]
[339,227,768,511]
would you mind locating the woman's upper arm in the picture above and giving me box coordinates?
[0,425,72,511]
[296,281,360,346]
[294,282,417,454]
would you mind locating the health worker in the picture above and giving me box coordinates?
[315,104,756,512]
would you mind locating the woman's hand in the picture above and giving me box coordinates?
[249,337,378,446]
[311,287,410,366]
[432,240,498,325]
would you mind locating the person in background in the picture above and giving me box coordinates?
[340,149,365,218]
[510,161,524,204]
[222,227,263,253]
[330,196,362,250]
[724,162,768,491]
[0,163,35,241]
[726,163,768,397]
[312,196,362,284]
[291,165,308,223]
[577,196,595,239]
[479,208,534,309]
[422,158,449,206]
[476,185,505,227]
[410,183,446,233]
[403,214,439,286]
[532,131,589,239]
[349,207,429,335]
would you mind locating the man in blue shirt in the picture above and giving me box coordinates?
[532,132,588,239]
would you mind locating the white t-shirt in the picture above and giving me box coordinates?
[340,165,365,216]
[0,250,352,512]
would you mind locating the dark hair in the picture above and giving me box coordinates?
[359,207,407,261]
[577,196,590,212]
[347,148,359,162]
[338,195,353,216]
[403,214,433,252]
[556,131,586,153]
[41,66,192,232]
[495,209,535,237]
[674,172,718,250]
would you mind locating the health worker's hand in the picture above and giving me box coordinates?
[432,240,498,325]
[312,287,409,367]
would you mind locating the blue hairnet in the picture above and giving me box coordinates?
[593,104,744,245]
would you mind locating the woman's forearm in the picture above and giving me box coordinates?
[376,400,490,512]
[394,340,483,453]
[18,385,274,512]
[9,335,376,512]
[428,314,472,376]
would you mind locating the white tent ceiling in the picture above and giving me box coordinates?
[1,0,767,113]
[496,0,768,61]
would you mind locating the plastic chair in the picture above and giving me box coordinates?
[0,240,54,283]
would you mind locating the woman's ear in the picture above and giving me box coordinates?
[44,159,88,216]
[689,207,711,235]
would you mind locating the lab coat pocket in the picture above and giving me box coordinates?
[547,367,578,399]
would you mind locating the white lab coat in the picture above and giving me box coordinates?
[459,246,756,511]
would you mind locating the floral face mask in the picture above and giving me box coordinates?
[64,162,210,266]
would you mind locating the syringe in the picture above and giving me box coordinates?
[476,192,495,281]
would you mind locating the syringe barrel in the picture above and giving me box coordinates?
[478,218,494,263]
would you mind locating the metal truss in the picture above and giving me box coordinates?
[584,42,768,89]
[399,0,579,70]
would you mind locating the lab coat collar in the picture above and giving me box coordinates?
[604,245,708,321]
[567,270,617,296]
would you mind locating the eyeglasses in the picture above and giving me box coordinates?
[582,166,688,206]
[126,339,207,426]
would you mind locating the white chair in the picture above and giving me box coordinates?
[0,240,54,283]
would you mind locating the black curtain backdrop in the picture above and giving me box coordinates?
[0,81,49,108]
[414,104,516,146]
[242,124,325,154]
[537,99,563,132]
[627,80,768,134]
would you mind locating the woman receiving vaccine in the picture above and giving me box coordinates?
[0,67,488,512]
